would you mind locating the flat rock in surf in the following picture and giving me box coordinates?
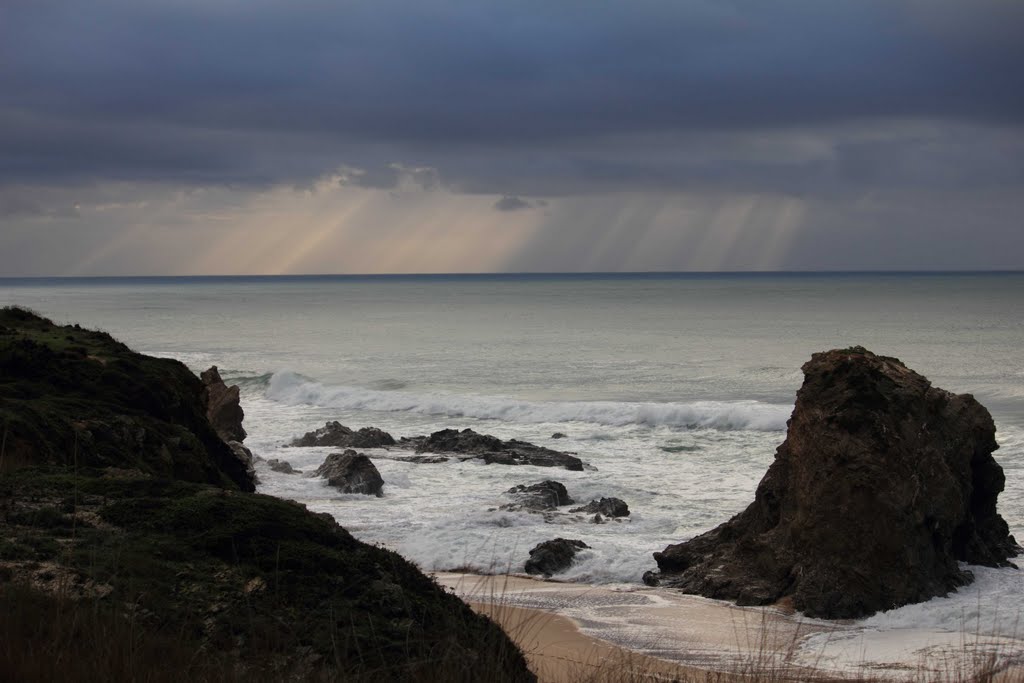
[315,449,385,497]
[401,428,586,471]
[644,347,1021,619]
[290,421,396,449]
[500,480,574,512]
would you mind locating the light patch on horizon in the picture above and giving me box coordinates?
[36,179,548,277]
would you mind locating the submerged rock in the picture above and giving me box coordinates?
[266,458,301,474]
[402,428,586,471]
[501,481,574,512]
[643,347,1020,619]
[393,454,449,464]
[200,366,247,444]
[524,538,590,577]
[291,421,396,449]
[551,432,567,439]
[315,450,384,497]
[570,497,629,518]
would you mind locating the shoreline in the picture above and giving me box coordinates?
[436,572,1024,682]
[436,572,831,680]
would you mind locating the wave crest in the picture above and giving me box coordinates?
[264,371,791,431]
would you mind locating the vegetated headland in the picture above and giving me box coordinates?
[0,306,534,682]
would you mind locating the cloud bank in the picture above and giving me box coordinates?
[1,1,1022,274]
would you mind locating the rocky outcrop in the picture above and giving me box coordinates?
[524,539,590,576]
[501,481,574,512]
[200,366,247,444]
[316,450,384,496]
[643,347,1020,619]
[0,307,254,491]
[290,421,396,449]
[570,497,629,518]
[402,428,586,471]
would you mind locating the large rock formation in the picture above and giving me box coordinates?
[290,421,396,448]
[402,428,586,471]
[643,347,1020,619]
[200,366,247,444]
[316,450,385,496]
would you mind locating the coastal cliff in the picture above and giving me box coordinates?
[0,307,534,681]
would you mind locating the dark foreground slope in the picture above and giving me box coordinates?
[0,308,534,682]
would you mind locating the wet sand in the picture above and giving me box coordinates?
[436,572,831,681]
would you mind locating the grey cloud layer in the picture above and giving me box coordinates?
[2,0,1023,196]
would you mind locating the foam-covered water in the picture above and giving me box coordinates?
[3,272,1024,676]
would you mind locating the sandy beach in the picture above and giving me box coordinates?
[436,572,1024,682]
[436,572,832,681]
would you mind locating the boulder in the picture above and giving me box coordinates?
[291,421,396,449]
[570,497,629,518]
[551,432,567,439]
[643,347,1020,619]
[402,428,586,471]
[524,539,590,577]
[267,458,301,474]
[200,366,247,443]
[315,450,384,497]
[501,481,574,512]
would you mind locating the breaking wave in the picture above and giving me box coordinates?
[264,371,791,431]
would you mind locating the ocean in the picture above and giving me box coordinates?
[3,272,1023,675]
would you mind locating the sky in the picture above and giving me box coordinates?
[1,0,1023,276]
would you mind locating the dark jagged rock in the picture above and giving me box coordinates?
[524,538,591,576]
[570,497,630,518]
[551,432,567,439]
[266,458,301,474]
[643,347,1020,619]
[290,421,396,448]
[402,428,586,471]
[200,366,247,444]
[315,450,384,497]
[501,481,574,512]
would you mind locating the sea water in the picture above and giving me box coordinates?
[3,272,1023,675]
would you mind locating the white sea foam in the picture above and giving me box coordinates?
[264,370,792,432]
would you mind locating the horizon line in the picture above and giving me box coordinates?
[2,268,1024,282]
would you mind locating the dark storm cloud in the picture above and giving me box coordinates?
[493,196,533,212]
[1,0,1023,194]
